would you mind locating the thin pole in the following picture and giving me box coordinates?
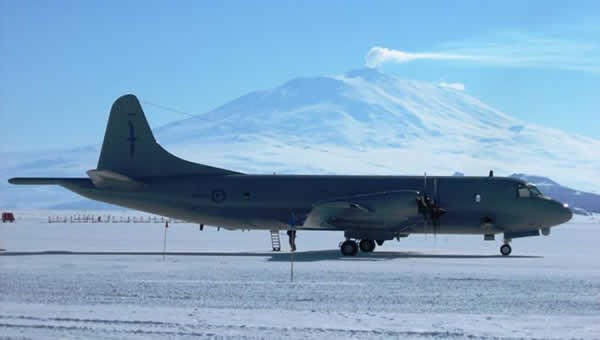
[289,212,296,283]
[163,221,168,260]
[290,247,294,282]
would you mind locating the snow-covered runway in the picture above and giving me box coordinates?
[1,215,599,339]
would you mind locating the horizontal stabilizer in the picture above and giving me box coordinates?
[86,169,144,189]
[9,178,71,185]
[8,177,90,186]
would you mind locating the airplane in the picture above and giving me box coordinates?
[9,94,573,256]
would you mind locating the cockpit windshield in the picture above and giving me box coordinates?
[517,183,544,198]
[527,184,543,197]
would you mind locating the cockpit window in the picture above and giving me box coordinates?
[527,184,542,197]
[517,184,543,198]
[517,186,530,198]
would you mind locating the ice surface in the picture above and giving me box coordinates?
[1,214,599,339]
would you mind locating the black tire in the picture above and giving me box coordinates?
[340,240,358,256]
[500,244,512,256]
[358,239,376,252]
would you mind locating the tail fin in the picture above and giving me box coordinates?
[97,94,241,178]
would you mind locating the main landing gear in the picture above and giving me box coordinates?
[340,239,376,256]
[359,239,376,252]
[340,240,358,256]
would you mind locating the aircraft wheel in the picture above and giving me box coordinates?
[376,240,385,246]
[500,244,512,256]
[359,239,376,252]
[340,240,358,256]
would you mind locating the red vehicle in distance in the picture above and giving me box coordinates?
[2,212,15,223]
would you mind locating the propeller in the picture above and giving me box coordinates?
[417,174,447,236]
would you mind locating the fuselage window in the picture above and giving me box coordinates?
[474,194,481,203]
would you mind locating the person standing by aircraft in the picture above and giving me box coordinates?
[287,230,297,251]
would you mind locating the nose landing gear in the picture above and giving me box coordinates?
[500,241,512,256]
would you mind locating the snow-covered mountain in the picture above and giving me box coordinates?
[159,68,520,146]
[1,68,599,209]
[154,68,599,187]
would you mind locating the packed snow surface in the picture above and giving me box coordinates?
[1,214,599,339]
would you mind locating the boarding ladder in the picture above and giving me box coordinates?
[270,230,281,251]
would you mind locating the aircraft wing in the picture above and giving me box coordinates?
[303,190,421,230]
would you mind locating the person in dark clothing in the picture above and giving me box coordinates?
[287,230,297,252]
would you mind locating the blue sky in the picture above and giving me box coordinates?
[1,0,599,151]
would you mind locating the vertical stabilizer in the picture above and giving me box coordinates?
[97,94,241,178]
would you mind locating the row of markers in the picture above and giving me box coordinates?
[47,215,188,224]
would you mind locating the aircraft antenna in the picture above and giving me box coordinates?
[141,100,197,118]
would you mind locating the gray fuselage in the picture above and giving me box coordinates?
[65,174,572,237]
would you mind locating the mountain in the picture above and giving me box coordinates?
[511,174,600,215]
[158,68,522,147]
[1,68,599,209]
[154,68,599,188]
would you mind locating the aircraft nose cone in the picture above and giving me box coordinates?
[559,204,573,224]
[551,200,573,226]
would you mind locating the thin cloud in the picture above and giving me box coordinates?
[366,31,600,73]
[365,47,491,68]
[438,82,465,91]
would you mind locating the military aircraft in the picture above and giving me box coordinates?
[9,94,573,256]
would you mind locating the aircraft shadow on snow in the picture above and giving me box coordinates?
[0,250,541,261]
